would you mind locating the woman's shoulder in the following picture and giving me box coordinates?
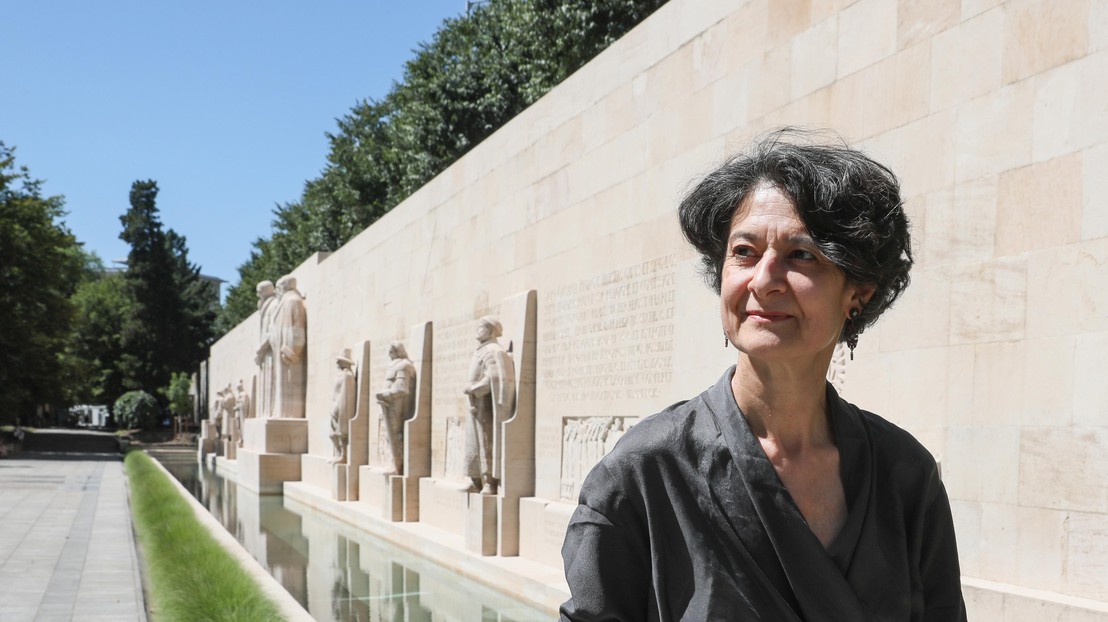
[836,396,942,489]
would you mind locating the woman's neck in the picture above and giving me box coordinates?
[731,353,834,452]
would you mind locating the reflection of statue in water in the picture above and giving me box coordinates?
[253,280,278,418]
[329,351,356,464]
[273,275,307,419]
[376,341,416,474]
[234,379,250,447]
[462,316,516,495]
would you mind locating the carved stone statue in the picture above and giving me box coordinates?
[375,341,416,474]
[220,383,236,443]
[212,389,225,431]
[253,280,278,418]
[272,275,307,419]
[329,351,356,464]
[462,316,516,495]
[234,379,251,447]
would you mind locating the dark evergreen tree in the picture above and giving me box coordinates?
[118,180,214,398]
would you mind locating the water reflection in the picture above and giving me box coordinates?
[153,451,552,622]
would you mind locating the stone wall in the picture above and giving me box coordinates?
[209,0,1108,613]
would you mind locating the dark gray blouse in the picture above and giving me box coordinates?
[560,367,967,621]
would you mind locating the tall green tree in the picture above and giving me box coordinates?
[118,180,214,398]
[216,0,668,331]
[63,270,132,407]
[0,142,86,423]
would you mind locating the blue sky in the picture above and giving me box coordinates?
[2,1,467,297]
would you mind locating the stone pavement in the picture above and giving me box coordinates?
[0,453,146,622]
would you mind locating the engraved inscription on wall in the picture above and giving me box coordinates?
[559,416,637,503]
[444,416,467,479]
[541,255,678,403]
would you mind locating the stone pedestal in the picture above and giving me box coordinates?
[198,421,219,460]
[466,492,499,556]
[223,440,237,460]
[331,465,347,501]
[359,468,405,521]
[518,496,577,568]
[237,418,308,494]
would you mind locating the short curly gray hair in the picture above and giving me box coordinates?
[678,128,913,343]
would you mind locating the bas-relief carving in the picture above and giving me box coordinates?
[376,341,416,475]
[329,350,356,464]
[444,417,466,479]
[559,416,636,503]
[273,275,307,419]
[253,280,278,419]
[462,316,516,495]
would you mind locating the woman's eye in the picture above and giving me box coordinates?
[732,246,756,258]
[791,249,817,261]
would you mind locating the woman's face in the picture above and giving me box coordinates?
[720,183,870,365]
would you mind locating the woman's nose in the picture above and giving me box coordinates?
[748,253,787,296]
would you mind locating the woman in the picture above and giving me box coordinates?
[560,130,966,621]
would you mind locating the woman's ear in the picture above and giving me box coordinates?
[851,283,877,309]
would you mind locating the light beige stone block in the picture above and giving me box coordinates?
[768,0,815,47]
[709,67,753,137]
[748,44,793,119]
[863,109,957,196]
[863,40,931,136]
[1019,427,1108,513]
[811,0,860,24]
[826,71,866,139]
[242,418,308,454]
[237,449,302,495]
[1073,331,1108,428]
[1020,337,1076,428]
[518,497,576,569]
[1082,141,1108,241]
[944,426,1021,503]
[948,257,1027,344]
[1093,0,1108,52]
[970,341,1025,426]
[417,478,467,538]
[791,16,839,98]
[954,80,1034,182]
[897,0,960,49]
[1002,0,1089,85]
[930,7,1002,111]
[996,153,1083,256]
[1032,51,1108,162]
[1025,238,1108,339]
[466,492,498,556]
[716,1,770,74]
[922,176,997,266]
[837,0,897,77]
[962,0,1004,19]
[1067,511,1108,600]
[1014,506,1069,592]
[873,267,951,351]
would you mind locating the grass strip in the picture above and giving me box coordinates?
[125,450,287,621]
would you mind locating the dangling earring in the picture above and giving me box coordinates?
[723,332,729,348]
[846,308,861,360]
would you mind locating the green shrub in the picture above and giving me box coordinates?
[114,390,160,430]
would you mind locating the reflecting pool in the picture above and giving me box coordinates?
[152,450,554,622]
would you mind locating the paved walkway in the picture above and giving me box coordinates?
[0,453,146,622]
